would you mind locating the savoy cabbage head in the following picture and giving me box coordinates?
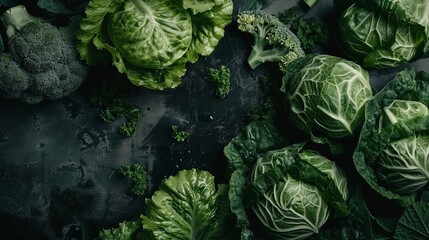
[337,0,429,68]
[281,55,373,140]
[77,0,233,90]
[354,68,429,206]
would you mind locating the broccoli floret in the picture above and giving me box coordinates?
[237,10,305,70]
[0,5,89,104]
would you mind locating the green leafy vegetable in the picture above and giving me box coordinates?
[227,142,349,239]
[0,5,89,104]
[90,79,142,137]
[207,65,231,99]
[278,7,329,53]
[394,202,429,240]
[77,0,233,90]
[237,10,305,69]
[141,168,238,239]
[171,125,189,142]
[281,54,373,141]
[98,221,142,240]
[354,68,429,206]
[337,0,429,68]
[120,164,148,196]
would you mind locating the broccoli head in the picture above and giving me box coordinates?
[237,10,305,70]
[0,5,89,104]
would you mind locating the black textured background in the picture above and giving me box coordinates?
[0,0,428,239]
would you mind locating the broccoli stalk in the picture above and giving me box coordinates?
[237,10,305,70]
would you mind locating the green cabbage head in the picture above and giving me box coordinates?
[337,0,429,68]
[77,0,233,90]
[282,55,373,139]
[354,68,429,206]
[376,100,429,194]
[250,146,348,240]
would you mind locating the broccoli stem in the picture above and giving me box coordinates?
[248,47,284,69]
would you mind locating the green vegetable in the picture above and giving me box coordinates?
[0,5,89,104]
[120,164,148,196]
[227,141,348,239]
[281,54,373,140]
[98,221,142,240]
[171,125,189,142]
[141,168,238,239]
[77,0,233,90]
[90,77,142,137]
[337,0,429,68]
[394,201,429,239]
[354,68,429,206]
[207,65,231,99]
[237,10,305,69]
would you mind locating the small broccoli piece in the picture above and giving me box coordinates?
[237,10,305,70]
[120,164,148,196]
[207,65,231,99]
[171,125,189,142]
[0,5,89,104]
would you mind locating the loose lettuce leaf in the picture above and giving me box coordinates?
[353,68,429,206]
[394,202,429,240]
[141,169,238,240]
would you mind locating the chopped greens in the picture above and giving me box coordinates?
[119,164,148,196]
[171,125,189,142]
[207,65,231,99]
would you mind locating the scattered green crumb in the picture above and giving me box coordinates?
[171,125,189,142]
[120,164,148,196]
[207,65,231,99]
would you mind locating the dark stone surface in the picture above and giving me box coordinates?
[0,0,428,239]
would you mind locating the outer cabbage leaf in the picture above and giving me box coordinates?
[182,0,219,14]
[223,114,289,172]
[141,169,238,240]
[354,68,429,206]
[184,0,233,63]
[394,202,429,240]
